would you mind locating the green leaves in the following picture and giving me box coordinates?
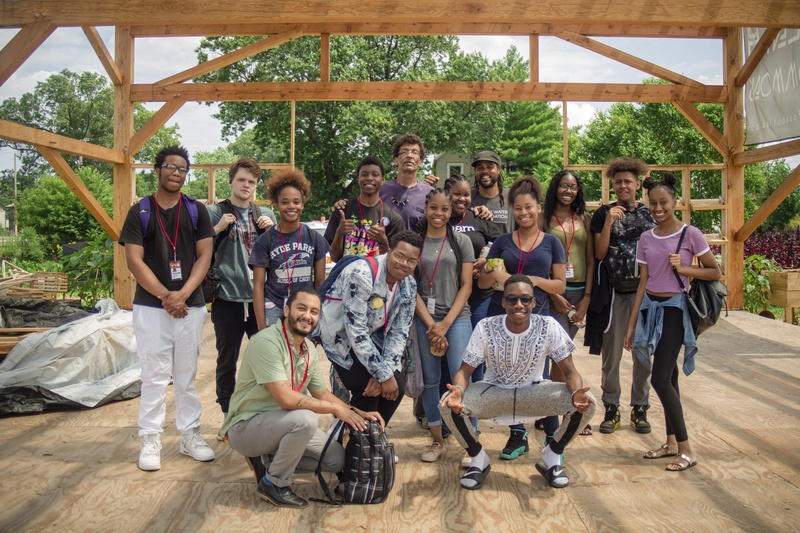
[63,235,114,306]
[743,254,782,313]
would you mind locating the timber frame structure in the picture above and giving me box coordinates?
[1,1,800,309]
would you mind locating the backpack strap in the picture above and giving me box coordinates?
[311,419,345,505]
[672,226,688,291]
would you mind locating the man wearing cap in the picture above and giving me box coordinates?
[471,150,513,234]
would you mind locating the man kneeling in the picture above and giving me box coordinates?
[440,274,596,490]
[219,287,384,508]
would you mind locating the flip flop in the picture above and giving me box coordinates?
[666,453,697,472]
[644,444,678,460]
[460,464,491,490]
[579,424,593,436]
[535,461,570,488]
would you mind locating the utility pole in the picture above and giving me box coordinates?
[13,151,17,236]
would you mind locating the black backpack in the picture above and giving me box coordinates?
[602,202,655,293]
[315,419,395,505]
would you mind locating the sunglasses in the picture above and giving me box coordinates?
[504,294,534,306]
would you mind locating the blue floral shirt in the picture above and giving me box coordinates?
[319,254,417,382]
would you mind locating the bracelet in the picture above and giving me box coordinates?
[583,292,592,298]
[381,238,389,246]
[454,385,465,394]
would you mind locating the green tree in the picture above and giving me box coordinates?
[498,100,563,180]
[195,36,531,218]
[16,167,113,254]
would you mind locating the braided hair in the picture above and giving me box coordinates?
[473,164,505,207]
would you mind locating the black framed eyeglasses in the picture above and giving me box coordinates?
[160,163,189,174]
[503,294,534,306]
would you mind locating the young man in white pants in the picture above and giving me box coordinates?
[440,274,596,490]
[119,145,216,471]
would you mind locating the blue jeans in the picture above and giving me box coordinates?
[416,317,472,427]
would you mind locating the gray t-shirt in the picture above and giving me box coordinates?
[416,232,475,321]
[207,203,276,302]
[472,189,513,234]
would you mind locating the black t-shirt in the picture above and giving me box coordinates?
[324,198,404,257]
[450,210,501,303]
[119,195,215,308]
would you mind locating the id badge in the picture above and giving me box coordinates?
[169,261,182,280]
[564,262,575,280]
[249,268,254,281]
[427,297,436,315]
[283,297,288,309]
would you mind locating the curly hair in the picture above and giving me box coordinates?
[267,168,312,204]
[508,175,543,207]
[544,170,586,221]
[392,133,426,161]
[605,157,649,179]
[357,155,385,177]
[154,145,190,171]
[228,157,261,183]
[642,171,678,199]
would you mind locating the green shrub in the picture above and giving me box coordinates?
[62,235,114,306]
[743,254,782,314]
[0,228,47,263]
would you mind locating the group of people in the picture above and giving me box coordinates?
[119,137,720,508]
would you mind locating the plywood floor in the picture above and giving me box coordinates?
[1,311,799,532]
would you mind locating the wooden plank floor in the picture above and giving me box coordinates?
[1,311,798,532]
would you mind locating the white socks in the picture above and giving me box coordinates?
[541,444,562,469]
[460,449,490,489]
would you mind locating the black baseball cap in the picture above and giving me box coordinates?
[471,150,501,167]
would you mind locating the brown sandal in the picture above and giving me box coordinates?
[643,444,678,459]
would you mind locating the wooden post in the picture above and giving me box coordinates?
[207,167,216,204]
[724,28,745,308]
[290,100,296,169]
[113,26,135,309]
[320,33,330,83]
[682,168,691,226]
[529,34,539,83]
[562,100,568,168]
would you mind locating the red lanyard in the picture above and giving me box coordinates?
[516,228,542,274]
[419,234,446,290]
[278,225,303,292]
[357,197,384,229]
[153,194,182,261]
[454,211,467,228]
[233,205,254,255]
[282,322,309,392]
[553,211,576,259]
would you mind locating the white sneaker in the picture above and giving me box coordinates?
[421,442,444,462]
[138,434,162,471]
[180,428,216,462]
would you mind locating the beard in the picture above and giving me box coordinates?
[288,313,315,337]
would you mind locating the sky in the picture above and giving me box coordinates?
[0,27,726,171]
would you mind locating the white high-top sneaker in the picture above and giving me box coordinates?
[180,428,216,462]
[138,434,162,471]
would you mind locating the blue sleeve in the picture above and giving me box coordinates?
[249,231,272,269]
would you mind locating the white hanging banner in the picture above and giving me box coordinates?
[744,28,800,145]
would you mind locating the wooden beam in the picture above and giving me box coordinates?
[0,21,55,87]
[113,25,135,309]
[131,81,727,103]
[555,30,703,88]
[290,100,296,168]
[154,31,304,87]
[733,138,800,166]
[735,28,781,87]
[130,22,727,38]
[207,168,217,204]
[562,101,568,167]
[736,164,800,241]
[320,33,330,83]
[36,146,118,240]
[673,101,728,157]
[128,97,186,155]
[529,34,538,83]
[723,27,745,308]
[0,119,125,163]
[82,26,122,86]
[0,1,795,27]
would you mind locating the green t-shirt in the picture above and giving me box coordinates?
[546,219,589,284]
[219,322,326,437]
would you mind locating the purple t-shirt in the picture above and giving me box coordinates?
[378,179,434,230]
[249,224,330,308]
[636,225,710,293]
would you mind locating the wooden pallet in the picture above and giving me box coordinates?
[0,327,50,358]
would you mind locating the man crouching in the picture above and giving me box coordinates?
[219,286,384,508]
[440,274,596,490]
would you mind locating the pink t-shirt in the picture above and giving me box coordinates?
[636,225,710,293]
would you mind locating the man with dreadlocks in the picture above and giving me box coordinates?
[470,150,513,234]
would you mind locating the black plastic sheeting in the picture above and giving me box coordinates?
[0,297,96,328]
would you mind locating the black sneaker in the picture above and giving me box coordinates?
[499,429,529,460]
[599,404,620,434]
[245,456,266,483]
[630,405,652,434]
[256,477,308,508]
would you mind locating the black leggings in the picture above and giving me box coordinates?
[646,296,688,442]
[333,352,406,426]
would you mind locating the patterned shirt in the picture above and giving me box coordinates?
[463,315,575,388]
[319,254,417,382]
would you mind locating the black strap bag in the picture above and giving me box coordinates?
[672,226,728,336]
